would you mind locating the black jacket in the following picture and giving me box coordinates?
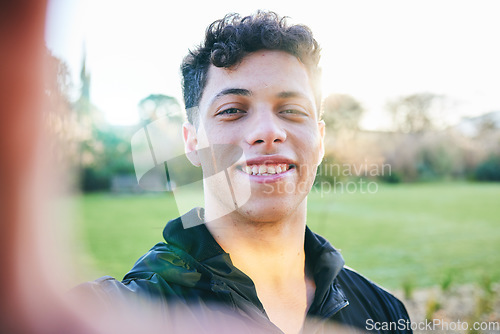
[88,208,411,333]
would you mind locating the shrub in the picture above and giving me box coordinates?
[474,155,500,181]
[80,167,110,192]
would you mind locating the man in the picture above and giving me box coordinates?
[86,11,411,333]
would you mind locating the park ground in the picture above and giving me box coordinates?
[73,182,500,332]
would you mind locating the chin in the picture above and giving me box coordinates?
[238,197,302,223]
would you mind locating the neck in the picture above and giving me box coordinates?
[204,198,308,284]
[204,198,315,334]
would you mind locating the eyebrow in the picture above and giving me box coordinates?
[276,91,308,100]
[208,88,312,107]
[278,91,315,115]
[210,88,252,106]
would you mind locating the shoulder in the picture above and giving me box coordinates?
[338,266,407,311]
[121,242,206,298]
[69,276,143,312]
[334,266,411,331]
[73,242,198,303]
[123,242,200,281]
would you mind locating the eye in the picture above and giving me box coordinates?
[215,107,247,121]
[279,108,309,117]
[281,109,302,114]
[218,108,246,115]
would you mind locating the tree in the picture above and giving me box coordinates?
[386,92,445,133]
[322,93,364,132]
[316,94,366,184]
[44,49,140,192]
[43,49,81,171]
[138,94,183,124]
[134,94,188,192]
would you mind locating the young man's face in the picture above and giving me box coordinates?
[184,50,325,222]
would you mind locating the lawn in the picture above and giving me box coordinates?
[74,182,500,290]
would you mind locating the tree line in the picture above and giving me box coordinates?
[44,52,500,193]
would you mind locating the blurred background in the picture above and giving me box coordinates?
[44,0,499,329]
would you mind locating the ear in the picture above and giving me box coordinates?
[317,120,326,163]
[183,122,200,167]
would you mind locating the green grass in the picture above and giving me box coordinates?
[74,182,500,290]
[74,193,182,280]
[307,182,500,289]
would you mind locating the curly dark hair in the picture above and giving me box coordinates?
[181,11,322,125]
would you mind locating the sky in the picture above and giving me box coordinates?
[45,0,500,130]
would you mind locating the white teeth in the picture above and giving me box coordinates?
[241,164,291,175]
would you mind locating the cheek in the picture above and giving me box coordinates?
[292,127,323,180]
[294,126,321,153]
[204,122,241,145]
[197,122,244,172]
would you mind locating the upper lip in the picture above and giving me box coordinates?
[238,155,296,167]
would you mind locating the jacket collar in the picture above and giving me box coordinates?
[162,207,227,262]
[304,229,348,317]
[162,207,347,317]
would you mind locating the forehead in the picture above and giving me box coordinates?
[199,50,315,110]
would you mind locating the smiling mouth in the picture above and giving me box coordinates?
[239,163,295,176]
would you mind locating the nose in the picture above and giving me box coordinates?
[244,109,287,148]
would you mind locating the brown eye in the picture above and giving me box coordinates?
[219,108,245,115]
[215,108,247,120]
[280,109,308,116]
